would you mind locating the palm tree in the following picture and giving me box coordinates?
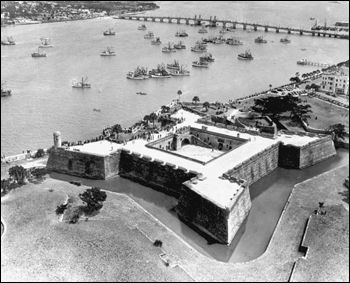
[192,96,200,105]
[177,90,182,103]
[269,84,272,90]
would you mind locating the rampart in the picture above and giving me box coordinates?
[222,143,280,185]
[118,149,198,198]
[176,178,251,244]
[46,148,120,180]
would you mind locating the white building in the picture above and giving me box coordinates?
[320,67,349,96]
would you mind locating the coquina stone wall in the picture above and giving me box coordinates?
[299,135,336,169]
[46,148,117,179]
[176,180,251,244]
[223,143,280,186]
[118,149,198,198]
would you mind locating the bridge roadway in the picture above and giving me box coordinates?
[117,14,349,39]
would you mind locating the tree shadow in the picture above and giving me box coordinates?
[339,184,349,204]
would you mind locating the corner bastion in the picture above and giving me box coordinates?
[46,110,337,245]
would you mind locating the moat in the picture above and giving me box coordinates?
[49,148,349,263]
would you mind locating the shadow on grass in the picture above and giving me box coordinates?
[339,186,349,204]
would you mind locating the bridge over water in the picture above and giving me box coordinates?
[116,14,349,39]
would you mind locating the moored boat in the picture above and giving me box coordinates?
[149,63,171,78]
[31,47,46,57]
[1,36,15,45]
[151,37,162,45]
[192,60,209,68]
[175,29,188,37]
[39,37,53,48]
[238,49,253,60]
[166,60,180,70]
[191,43,207,52]
[162,42,176,53]
[127,67,149,80]
[1,81,12,97]
[100,46,116,56]
[144,31,155,39]
[280,36,291,43]
[173,41,186,49]
[137,24,147,30]
[255,35,267,43]
[169,65,190,76]
[198,26,208,33]
[199,52,215,62]
[226,36,243,45]
[297,59,308,65]
[72,77,91,88]
[103,28,115,36]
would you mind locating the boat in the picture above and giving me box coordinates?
[136,92,147,95]
[173,41,186,49]
[219,28,228,34]
[238,49,253,60]
[195,38,207,45]
[192,60,209,68]
[137,24,147,30]
[255,35,267,43]
[310,17,315,20]
[166,60,180,70]
[127,67,149,80]
[1,36,15,45]
[31,47,46,57]
[175,29,188,37]
[151,37,162,45]
[100,46,116,56]
[39,37,53,48]
[72,77,91,88]
[191,43,207,52]
[297,59,308,65]
[144,31,154,39]
[247,28,255,33]
[162,42,176,53]
[149,64,171,78]
[212,35,226,44]
[199,52,215,62]
[226,27,236,32]
[169,65,190,76]
[103,28,115,36]
[280,36,291,43]
[226,36,243,45]
[1,81,12,97]
[198,26,208,33]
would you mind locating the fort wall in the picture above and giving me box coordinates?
[118,149,197,198]
[176,179,251,244]
[223,143,280,186]
[46,148,111,179]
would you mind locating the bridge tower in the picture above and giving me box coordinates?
[299,30,303,35]
[288,29,291,34]
[177,18,181,24]
[193,15,201,25]
[223,21,227,28]
[152,18,155,22]
[232,22,236,29]
[265,26,268,32]
[253,24,257,31]
[276,27,279,33]
[136,17,140,21]
[160,17,164,23]
[186,18,190,25]
[243,23,247,30]
[144,17,147,21]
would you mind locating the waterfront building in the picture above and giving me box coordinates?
[320,67,349,95]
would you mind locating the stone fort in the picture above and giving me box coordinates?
[47,112,337,245]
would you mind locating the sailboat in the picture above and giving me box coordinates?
[31,47,46,57]
[100,46,116,56]
[1,36,16,45]
[72,77,91,88]
[169,65,190,76]
[39,37,53,48]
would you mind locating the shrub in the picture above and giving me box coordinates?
[153,239,163,247]
[69,211,80,224]
[35,149,45,158]
[56,203,68,215]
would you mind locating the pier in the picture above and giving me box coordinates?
[116,14,349,39]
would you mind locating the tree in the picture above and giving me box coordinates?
[203,101,210,111]
[161,105,170,114]
[79,187,107,213]
[269,84,272,90]
[9,165,28,185]
[112,124,123,139]
[177,90,182,102]
[149,112,158,128]
[35,148,45,158]
[192,96,200,105]
[326,124,346,141]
